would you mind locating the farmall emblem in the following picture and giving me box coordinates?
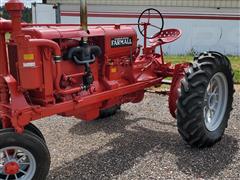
[111,37,133,48]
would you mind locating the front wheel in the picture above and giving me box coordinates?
[0,122,45,142]
[177,52,234,148]
[0,129,50,180]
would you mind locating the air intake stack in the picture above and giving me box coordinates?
[80,0,88,42]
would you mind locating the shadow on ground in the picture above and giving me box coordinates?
[48,111,238,179]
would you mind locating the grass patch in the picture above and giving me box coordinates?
[165,55,240,84]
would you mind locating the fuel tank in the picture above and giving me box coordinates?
[100,25,137,58]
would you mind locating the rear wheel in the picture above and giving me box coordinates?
[0,129,50,180]
[177,52,234,148]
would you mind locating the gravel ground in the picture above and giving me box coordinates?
[33,89,240,180]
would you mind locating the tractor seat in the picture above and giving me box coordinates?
[149,29,182,46]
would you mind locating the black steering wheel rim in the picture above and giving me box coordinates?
[138,8,164,39]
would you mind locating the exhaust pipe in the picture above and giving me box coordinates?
[80,0,88,42]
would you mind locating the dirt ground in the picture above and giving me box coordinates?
[235,85,240,92]
[31,87,240,179]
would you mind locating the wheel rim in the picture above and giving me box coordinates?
[0,146,36,180]
[203,72,228,131]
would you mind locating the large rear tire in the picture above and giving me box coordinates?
[177,52,234,148]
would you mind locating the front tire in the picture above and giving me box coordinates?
[0,122,45,142]
[177,52,234,148]
[0,129,50,180]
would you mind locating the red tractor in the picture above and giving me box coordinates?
[0,0,234,179]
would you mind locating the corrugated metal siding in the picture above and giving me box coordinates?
[47,0,240,8]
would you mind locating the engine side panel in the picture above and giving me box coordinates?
[17,25,142,120]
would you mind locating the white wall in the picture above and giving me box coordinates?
[62,16,240,55]
[32,4,56,24]
[33,3,240,55]
[47,0,240,8]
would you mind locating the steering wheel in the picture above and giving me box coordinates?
[138,8,164,39]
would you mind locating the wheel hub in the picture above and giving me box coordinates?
[204,72,228,131]
[4,162,19,175]
[0,146,37,179]
[207,93,217,111]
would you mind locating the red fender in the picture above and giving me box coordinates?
[168,63,189,118]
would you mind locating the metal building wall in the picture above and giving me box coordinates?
[47,0,240,8]
[33,2,240,55]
